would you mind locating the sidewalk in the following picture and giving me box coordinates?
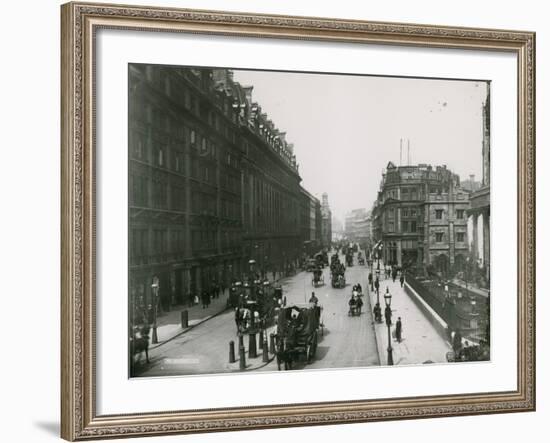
[367,276,451,366]
[150,291,229,349]
[149,272,293,349]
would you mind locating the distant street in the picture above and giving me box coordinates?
[138,251,380,376]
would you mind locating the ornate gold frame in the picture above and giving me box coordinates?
[61,2,536,440]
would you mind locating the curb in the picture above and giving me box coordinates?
[366,284,385,366]
[227,355,277,373]
[150,305,230,350]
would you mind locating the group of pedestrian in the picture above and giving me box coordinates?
[200,289,211,309]
[199,280,227,309]
[367,275,405,344]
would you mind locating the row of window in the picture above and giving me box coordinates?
[131,228,180,258]
[140,66,236,135]
[192,229,217,251]
[131,174,239,217]
[385,219,467,241]
[386,207,465,220]
[434,232,466,243]
[245,175,300,235]
[130,226,243,260]
[132,136,241,188]
[401,208,418,218]
[434,209,465,220]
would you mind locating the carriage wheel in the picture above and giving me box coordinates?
[306,344,313,364]
[312,336,318,358]
[285,357,292,370]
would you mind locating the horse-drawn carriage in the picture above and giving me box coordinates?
[348,296,363,316]
[314,252,327,268]
[331,270,346,288]
[274,304,321,370]
[312,268,324,287]
[234,281,282,334]
[227,281,243,308]
[305,258,318,272]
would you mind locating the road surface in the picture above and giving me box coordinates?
[137,251,380,377]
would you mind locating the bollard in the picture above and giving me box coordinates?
[181,310,189,328]
[262,334,269,363]
[238,333,244,349]
[248,333,257,358]
[269,333,275,354]
[239,346,246,370]
[258,330,264,350]
[229,340,236,363]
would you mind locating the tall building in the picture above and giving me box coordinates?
[467,83,491,285]
[331,215,344,242]
[129,65,306,312]
[371,162,470,275]
[320,193,332,249]
[344,208,372,248]
[299,186,321,255]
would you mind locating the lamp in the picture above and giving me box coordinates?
[383,287,394,365]
[151,276,160,344]
[384,287,392,307]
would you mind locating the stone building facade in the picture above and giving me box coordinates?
[344,208,371,248]
[467,83,491,286]
[300,186,321,255]
[129,65,305,312]
[371,162,470,276]
[320,193,332,249]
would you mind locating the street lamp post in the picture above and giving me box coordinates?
[248,259,256,283]
[384,287,394,365]
[151,276,159,344]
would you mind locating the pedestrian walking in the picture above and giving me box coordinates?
[368,272,373,291]
[373,302,382,323]
[201,289,210,309]
[211,281,218,299]
[395,317,402,342]
[400,274,405,288]
[374,277,380,293]
[452,330,463,357]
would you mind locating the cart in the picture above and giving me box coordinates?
[274,305,321,370]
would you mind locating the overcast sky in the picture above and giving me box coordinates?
[232,69,488,222]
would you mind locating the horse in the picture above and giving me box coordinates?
[275,335,298,370]
[131,325,150,364]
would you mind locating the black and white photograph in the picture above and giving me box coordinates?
[128,64,491,377]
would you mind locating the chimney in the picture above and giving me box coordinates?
[242,86,253,104]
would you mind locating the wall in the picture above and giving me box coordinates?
[0,0,547,442]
